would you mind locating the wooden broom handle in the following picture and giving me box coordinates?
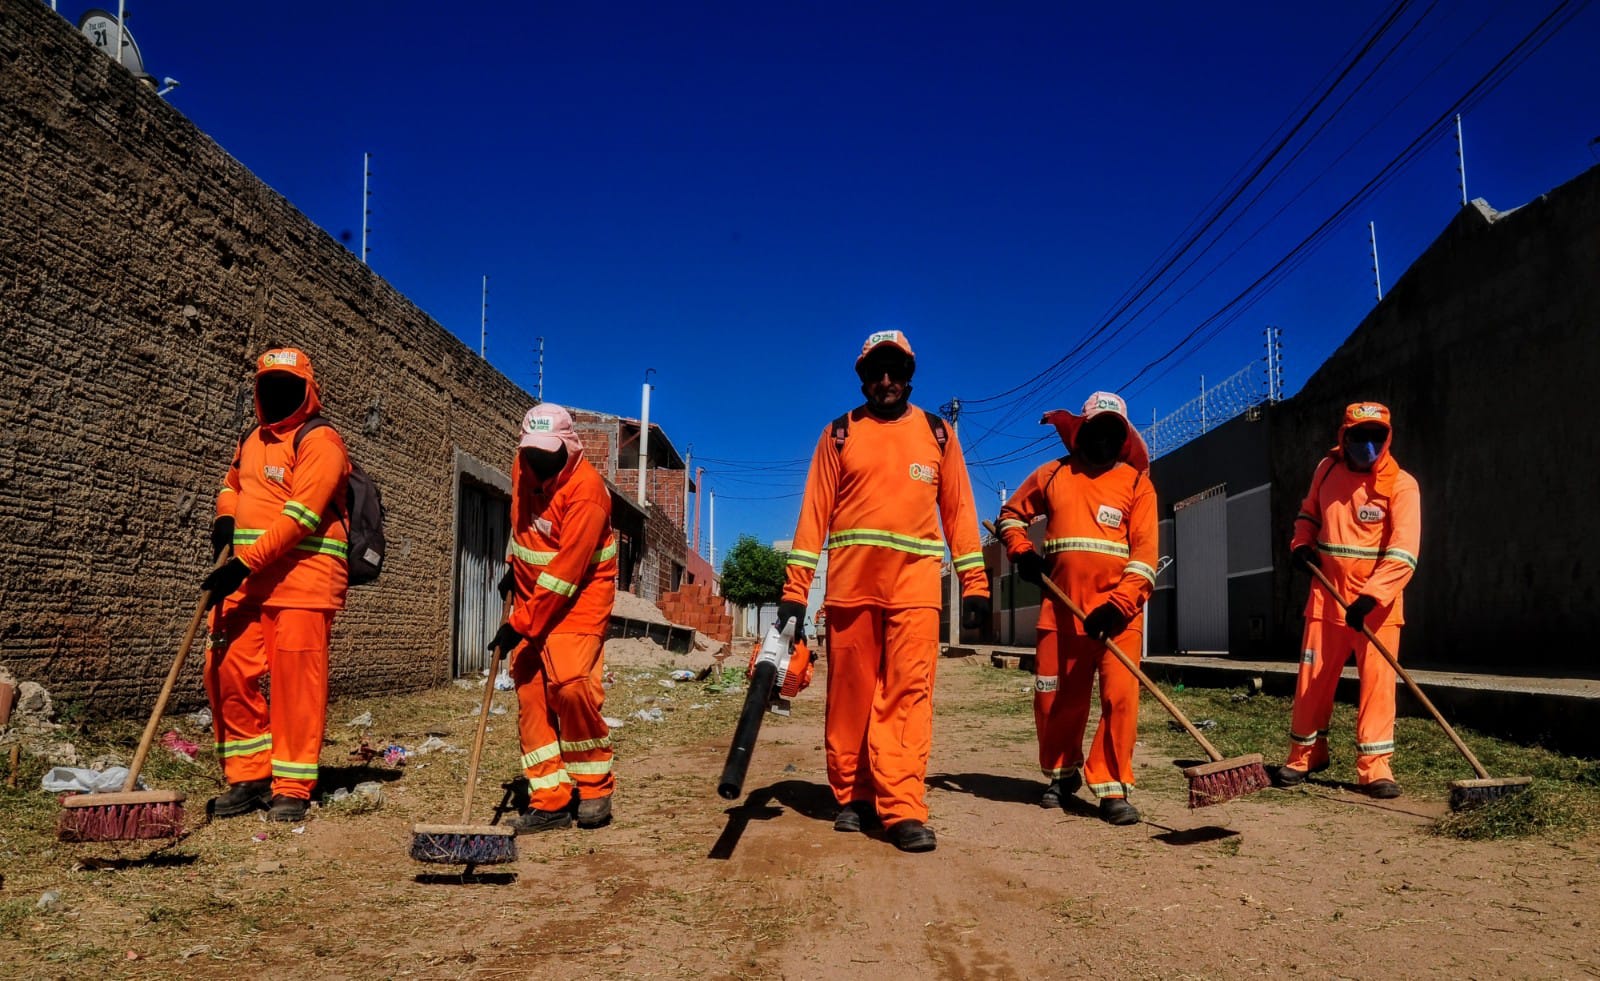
[461,593,515,824]
[1306,564,1489,779]
[123,549,233,793]
[985,521,1225,763]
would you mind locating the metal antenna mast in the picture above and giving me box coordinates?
[1370,221,1383,301]
[361,153,372,265]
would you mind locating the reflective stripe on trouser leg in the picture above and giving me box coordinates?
[1354,622,1402,785]
[543,633,614,802]
[1034,630,1087,779]
[204,601,272,784]
[264,608,332,800]
[1286,619,1348,773]
[1082,627,1141,798]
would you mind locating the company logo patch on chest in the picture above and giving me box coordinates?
[1356,504,1386,523]
[1096,504,1124,529]
[263,465,286,483]
[534,518,554,535]
[908,462,937,484]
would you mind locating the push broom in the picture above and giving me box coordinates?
[410,596,517,865]
[986,523,1270,808]
[1306,564,1530,811]
[56,552,234,841]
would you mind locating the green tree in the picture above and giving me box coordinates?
[719,534,787,612]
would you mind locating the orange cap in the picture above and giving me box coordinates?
[1342,402,1391,431]
[855,330,915,372]
[255,347,314,382]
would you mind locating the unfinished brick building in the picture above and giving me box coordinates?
[0,1,694,716]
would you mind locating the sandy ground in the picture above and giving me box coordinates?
[3,646,1597,980]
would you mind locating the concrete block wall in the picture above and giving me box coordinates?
[0,0,535,714]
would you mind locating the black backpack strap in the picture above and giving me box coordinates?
[924,409,948,456]
[831,413,851,454]
[292,415,332,453]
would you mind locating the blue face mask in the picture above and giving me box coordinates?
[1346,439,1382,470]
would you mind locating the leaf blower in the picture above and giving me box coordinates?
[716,616,814,800]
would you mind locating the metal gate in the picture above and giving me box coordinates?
[453,479,510,677]
[1174,483,1228,653]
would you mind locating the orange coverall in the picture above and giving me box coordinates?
[209,349,350,801]
[784,406,989,828]
[1285,404,1420,785]
[1000,457,1157,799]
[505,448,618,812]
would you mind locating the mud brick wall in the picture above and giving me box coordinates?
[656,584,732,643]
[0,0,535,715]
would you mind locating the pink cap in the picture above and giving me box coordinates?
[519,403,575,451]
[1081,391,1129,420]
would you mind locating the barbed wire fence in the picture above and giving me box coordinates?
[1142,327,1283,459]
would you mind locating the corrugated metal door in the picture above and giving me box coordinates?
[453,481,509,677]
[1175,484,1228,653]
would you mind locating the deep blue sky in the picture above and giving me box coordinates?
[80,1,1598,560]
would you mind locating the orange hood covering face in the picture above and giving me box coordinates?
[1042,394,1151,473]
[1329,401,1398,497]
[253,347,323,434]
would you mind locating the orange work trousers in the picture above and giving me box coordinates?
[510,632,614,812]
[1286,618,1400,785]
[823,605,939,827]
[1033,626,1142,799]
[204,602,333,800]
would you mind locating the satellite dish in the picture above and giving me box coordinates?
[77,9,152,81]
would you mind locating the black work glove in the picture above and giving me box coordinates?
[201,557,250,609]
[1013,550,1047,586]
[1292,544,1320,571]
[1344,594,1378,631]
[1082,602,1129,641]
[498,566,516,599]
[961,595,991,629]
[489,621,525,655]
[210,516,235,558]
[775,600,807,637]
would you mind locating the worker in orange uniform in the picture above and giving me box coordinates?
[1276,402,1420,798]
[203,347,351,823]
[779,330,990,853]
[999,392,1158,826]
[490,403,619,833]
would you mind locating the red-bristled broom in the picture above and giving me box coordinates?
[56,554,232,841]
[986,522,1270,808]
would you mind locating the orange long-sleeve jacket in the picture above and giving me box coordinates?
[783,406,989,610]
[216,351,350,611]
[998,457,1157,634]
[1291,406,1420,627]
[506,448,618,638]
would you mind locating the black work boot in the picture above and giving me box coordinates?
[510,807,572,835]
[1098,797,1141,826]
[1040,771,1083,808]
[576,795,613,829]
[1362,779,1402,799]
[833,801,882,833]
[210,779,271,818]
[888,819,937,853]
[266,794,309,823]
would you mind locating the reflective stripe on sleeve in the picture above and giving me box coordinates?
[786,549,820,570]
[998,518,1028,532]
[510,540,618,567]
[1380,548,1418,570]
[953,551,985,572]
[537,571,579,597]
[1296,511,1321,526]
[1125,561,1156,585]
[282,500,320,530]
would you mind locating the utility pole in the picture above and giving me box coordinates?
[479,275,488,359]
[997,481,1008,646]
[1370,220,1383,301]
[682,445,692,546]
[692,466,705,552]
[114,0,124,65]
[943,397,962,649]
[708,489,716,568]
[1455,114,1468,207]
[361,153,372,265]
[638,369,655,505]
[535,336,544,403]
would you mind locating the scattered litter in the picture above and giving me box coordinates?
[689,703,711,710]
[627,673,654,682]
[346,711,374,728]
[290,825,306,835]
[453,679,478,690]
[186,708,213,728]
[125,951,140,961]
[783,763,798,773]
[251,832,269,842]
[42,741,79,766]
[602,717,625,729]
[1174,683,1186,692]
[669,670,696,682]
[382,744,408,765]
[494,671,514,691]
[329,788,351,802]
[178,945,211,961]
[489,705,508,716]
[1169,718,1218,731]
[353,781,383,804]
[413,736,449,756]
[36,890,61,911]
[631,707,664,723]
[602,671,619,689]
[159,731,199,762]
[633,696,657,704]
[41,766,143,794]
[658,679,677,689]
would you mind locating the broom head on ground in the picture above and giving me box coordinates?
[1183,754,1272,809]
[409,822,517,864]
[58,789,186,842]
[1448,776,1532,811]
